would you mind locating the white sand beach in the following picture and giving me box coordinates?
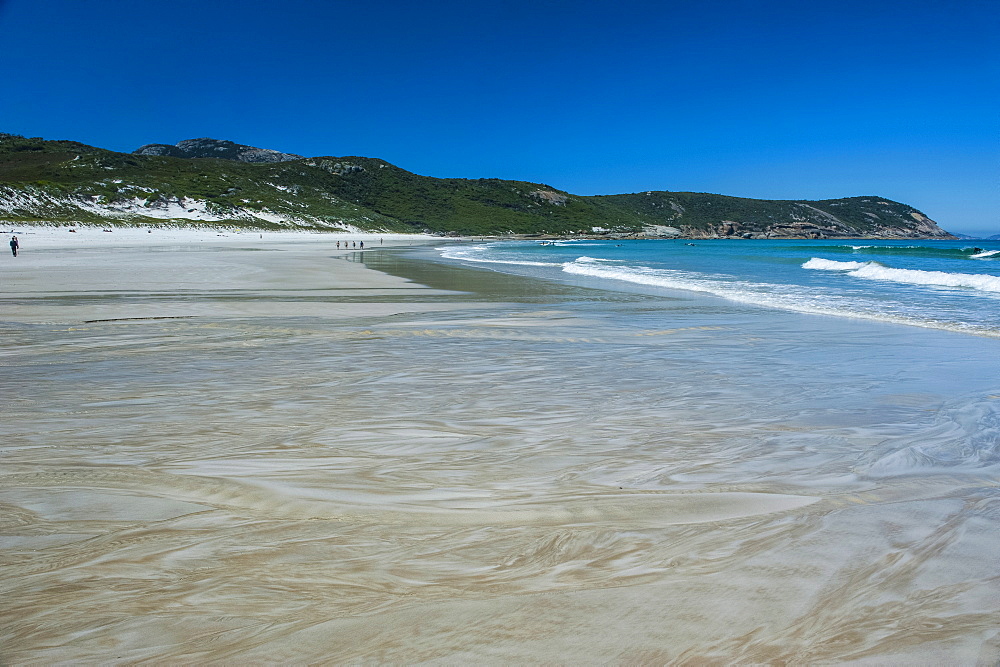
[0,226,471,324]
[2,224,434,251]
[2,228,999,663]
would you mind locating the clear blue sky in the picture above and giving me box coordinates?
[2,0,997,235]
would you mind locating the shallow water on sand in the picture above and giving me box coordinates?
[2,243,1000,663]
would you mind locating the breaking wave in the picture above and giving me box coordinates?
[847,264,1000,292]
[804,258,1000,293]
[802,258,868,271]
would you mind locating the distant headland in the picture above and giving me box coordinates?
[0,133,955,239]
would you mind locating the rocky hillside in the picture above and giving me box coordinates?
[591,191,950,239]
[134,138,303,163]
[0,133,955,238]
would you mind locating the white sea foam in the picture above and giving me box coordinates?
[436,246,561,267]
[971,249,1000,258]
[436,244,490,253]
[562,259,1000,337]
[804,257,1000,293]
[803,258,868,271]
[846,264,1000,292]
[575,256,616,263]
[563,259,843,314]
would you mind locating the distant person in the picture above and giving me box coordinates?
[336,241,340,249]
[359,241,364,249]
[9,236,18,257]
[352,241,356,248]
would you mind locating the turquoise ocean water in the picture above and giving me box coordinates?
[438,238,1000,337]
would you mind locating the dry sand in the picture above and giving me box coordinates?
[0,226,467,323]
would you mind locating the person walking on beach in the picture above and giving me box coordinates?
[359,241,364,249]
[9,236,19,257]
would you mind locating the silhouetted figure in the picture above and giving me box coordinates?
[9,236,18,257]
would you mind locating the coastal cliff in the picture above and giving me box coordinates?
[0,134,954,239]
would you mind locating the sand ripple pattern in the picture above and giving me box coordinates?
[3,247,1000,663]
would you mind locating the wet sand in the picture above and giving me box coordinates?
[2,233,999,663]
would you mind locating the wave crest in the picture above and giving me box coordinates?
[804,257,1000,293]
[848,264,1000,292]
[803,258,868,271]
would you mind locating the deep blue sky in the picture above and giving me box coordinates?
[2,0,997,235]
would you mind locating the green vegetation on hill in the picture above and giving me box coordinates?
[590,191,943,238]
[314,157,622,235]
[0,133,952,239]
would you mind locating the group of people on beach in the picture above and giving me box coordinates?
[336,241,364,249]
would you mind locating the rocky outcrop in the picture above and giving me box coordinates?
[134,138,303,163]
[530,189,568,206]
[304,159,365,175]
